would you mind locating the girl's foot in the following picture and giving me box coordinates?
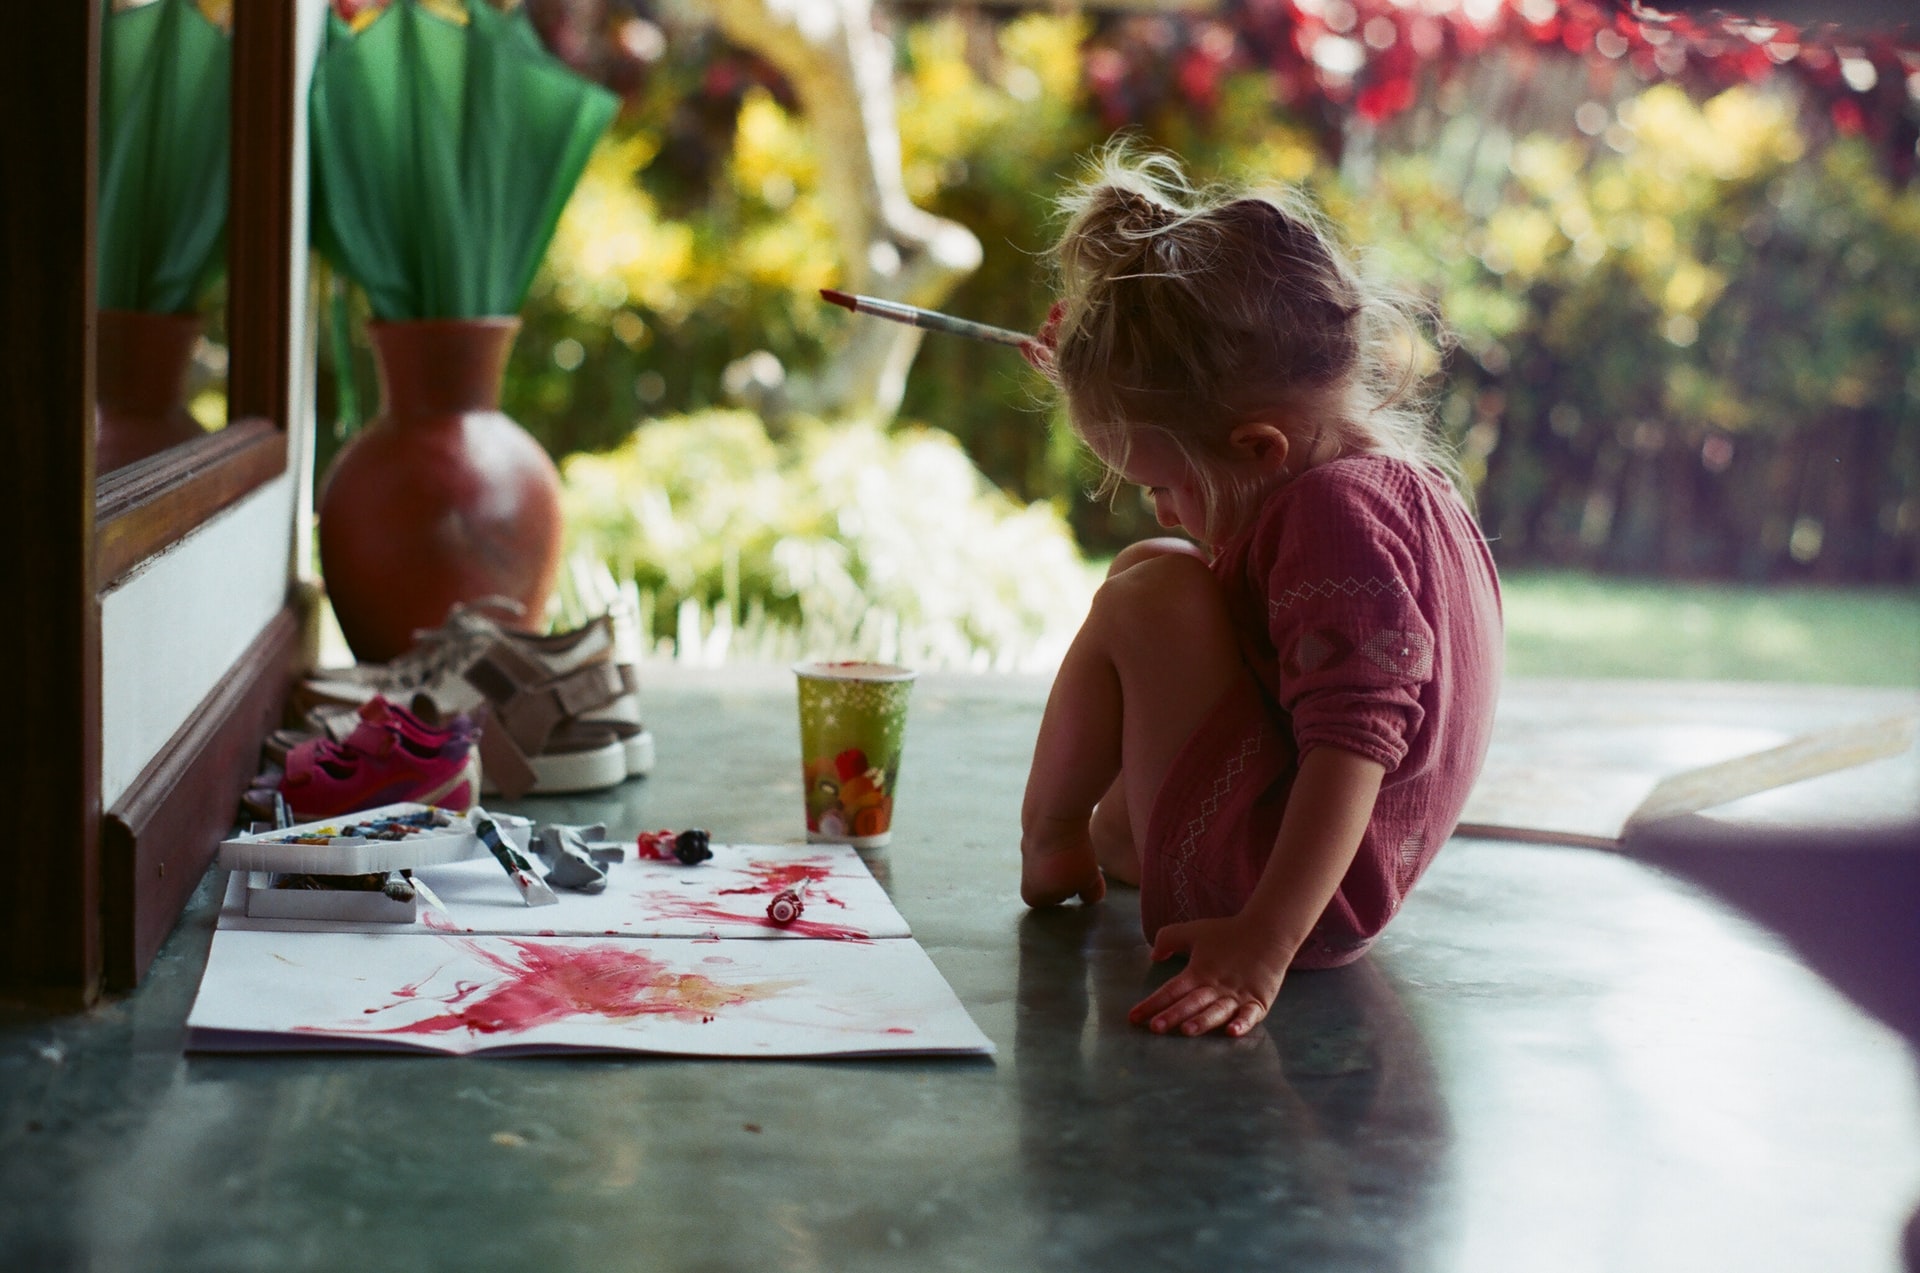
[1021,817,1107,907]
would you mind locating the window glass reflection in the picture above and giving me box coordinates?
[96,0,230,473]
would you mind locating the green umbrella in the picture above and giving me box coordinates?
[310,0,619,321]
[97,0,231,314]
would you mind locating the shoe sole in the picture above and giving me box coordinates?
[624,729,655,778]
[477,732,653,796]
[481,738,629,797]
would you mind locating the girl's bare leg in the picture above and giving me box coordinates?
[1084,536,1205,889]
[1020,547,1252,907]
[1090,779,1138,886]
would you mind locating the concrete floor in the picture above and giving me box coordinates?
[3,668,1918,1272]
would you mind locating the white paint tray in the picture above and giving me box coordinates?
[218,802,494,875]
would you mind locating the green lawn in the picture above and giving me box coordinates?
[1499,570,1920,686]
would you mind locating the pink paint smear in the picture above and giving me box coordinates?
[308,936,793,1038]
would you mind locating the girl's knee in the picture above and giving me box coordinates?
[1108,536,1209,577]
[1093,552,1235,648]
[1103,550,1223,611]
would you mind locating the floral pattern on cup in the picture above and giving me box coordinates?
[804,746,898,840]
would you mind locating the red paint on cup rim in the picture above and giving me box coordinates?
[792,660,919,682]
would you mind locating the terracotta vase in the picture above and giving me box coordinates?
[317,317,562,664]
[96,308,206,474]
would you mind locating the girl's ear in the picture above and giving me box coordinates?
[1228,421,1291,472]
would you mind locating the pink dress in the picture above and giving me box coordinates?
[1139,454,1504,968]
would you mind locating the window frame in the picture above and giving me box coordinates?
[2,1,304,1003]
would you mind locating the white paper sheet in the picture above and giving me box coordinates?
[185,928,992,1058]
[188,840,989,1059]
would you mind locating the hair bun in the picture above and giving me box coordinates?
[1108,185,1172,237]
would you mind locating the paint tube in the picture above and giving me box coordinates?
[468,808,558,907]
[766,877,810,926]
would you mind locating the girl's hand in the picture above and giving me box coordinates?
[1020,300,1065,376]
[1128,915,1290,1037]
[1131,748,1385,1038]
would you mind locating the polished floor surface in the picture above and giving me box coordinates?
[3,669,1918,1272]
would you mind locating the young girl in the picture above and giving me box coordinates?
[1019,145,1503,1039]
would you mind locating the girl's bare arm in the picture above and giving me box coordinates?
[1129,745,1386,1037]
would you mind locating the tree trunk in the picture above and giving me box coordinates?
[699,0,984,423]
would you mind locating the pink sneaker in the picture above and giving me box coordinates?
[340,695,471,752]
[265,694,469,767]
[279,696,480,820]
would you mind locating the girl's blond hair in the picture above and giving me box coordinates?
[1044,140,1456,538]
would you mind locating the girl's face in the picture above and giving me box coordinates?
[1098,428,1213,543]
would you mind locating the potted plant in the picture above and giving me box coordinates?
[95,0,230,473]
[311,0,616,662]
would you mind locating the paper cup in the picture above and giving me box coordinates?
[794,661,918,848]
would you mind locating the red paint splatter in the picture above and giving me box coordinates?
[716,859,846,909]
[884,1027,914,1035]
[417,910,483,939]
[647,895,872,943]
[310,937,793,1038]
[389,966,442,1000]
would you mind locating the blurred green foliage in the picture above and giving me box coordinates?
[1370,82,1920,582]
[493,12,1916,580]
[319,8,1919,662]
[559,409,1096,670]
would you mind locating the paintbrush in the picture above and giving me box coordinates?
[402,870,449,916]
[468,808,558,907]
[819,289,1033,349]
